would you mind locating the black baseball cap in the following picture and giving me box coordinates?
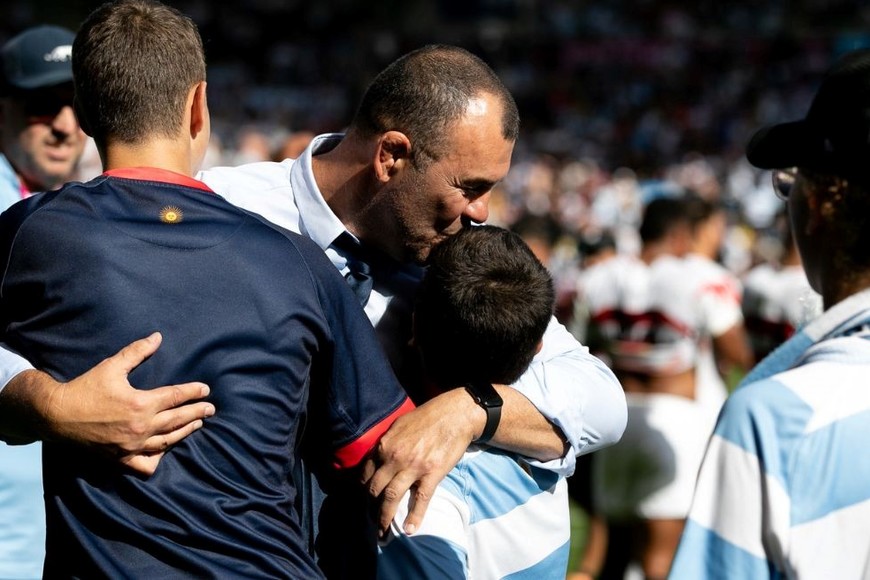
[747,48,870,180]
[1,25,75,94]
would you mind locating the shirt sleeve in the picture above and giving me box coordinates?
[510,317,627,477]
[0,346,33,396]
[698,274,744,337]
[295,235,414,470]
[670,379,801,578]
[377,486,469,579]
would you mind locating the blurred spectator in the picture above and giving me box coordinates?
[511,211,580,327]
[742,211,823,361]
[683,194,753,413]
[274,130,315,160]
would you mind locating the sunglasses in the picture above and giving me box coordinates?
[13,87,75,125]
[771,167,798,200]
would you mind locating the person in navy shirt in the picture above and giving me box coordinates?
[0,0,411,576]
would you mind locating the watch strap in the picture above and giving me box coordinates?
[465,381,503,444]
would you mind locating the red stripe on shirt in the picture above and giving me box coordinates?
[103,167,214,193]
[333,397,416,469]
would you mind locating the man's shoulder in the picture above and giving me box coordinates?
[0,185,69,233]
[199,160,295,193]
[717,371,816,452]
[237,210,330,270]
[199,161,306,234]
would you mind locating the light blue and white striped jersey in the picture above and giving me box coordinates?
[378,447,570,579]
[671,288,870,579]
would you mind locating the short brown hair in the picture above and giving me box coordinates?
[349,45,519,167]
[72,0,205,146]
[414,225,554,388]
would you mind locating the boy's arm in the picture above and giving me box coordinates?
[0,334,214,474]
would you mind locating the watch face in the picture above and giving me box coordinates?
[468,381,503,408]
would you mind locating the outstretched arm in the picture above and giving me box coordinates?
[362,384,566,535]
[0,333,214,475]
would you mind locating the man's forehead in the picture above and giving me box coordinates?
[466,96,489,117]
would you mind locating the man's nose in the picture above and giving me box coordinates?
[51,105,80,139]
[462,191,491,224]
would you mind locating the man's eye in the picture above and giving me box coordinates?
[463,185,489,197]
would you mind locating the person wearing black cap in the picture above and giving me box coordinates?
[671,48,870,578]
[0,23,86,580]
[0,25,86,210]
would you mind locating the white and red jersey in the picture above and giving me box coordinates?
[656,253,743,413]
[581,252,742,412]
[575,253,650,367]
[742,263,823,361]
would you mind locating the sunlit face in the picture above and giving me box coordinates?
[381,93,515,264]
[0,84,86,191]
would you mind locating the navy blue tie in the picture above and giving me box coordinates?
[332,233,374,306]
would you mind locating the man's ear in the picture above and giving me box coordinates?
[373,130,411,183]
[189,81,207,139]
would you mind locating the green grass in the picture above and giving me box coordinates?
[567,498,591,573]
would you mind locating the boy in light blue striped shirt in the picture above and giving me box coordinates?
[378,225,571,579]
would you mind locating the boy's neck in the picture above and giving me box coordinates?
[102,138,196,177]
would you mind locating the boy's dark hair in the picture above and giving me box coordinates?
[72,0,206,146]
[349,44,519,168]
[639,196,690,244]
[414,225,554,389]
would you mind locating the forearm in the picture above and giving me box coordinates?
[504,318,627,473]
[0,334,214,474]
[486,385,567,461]
[0,369,58,444]
[0,345,44,442]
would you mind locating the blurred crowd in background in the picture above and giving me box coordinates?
[4,1,865,574]
[5,1,870,281]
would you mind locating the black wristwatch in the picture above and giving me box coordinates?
[464,380,503,445]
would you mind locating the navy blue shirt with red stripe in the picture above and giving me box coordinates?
[0,168,412,578]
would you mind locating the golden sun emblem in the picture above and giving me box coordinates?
[159,206,183,224]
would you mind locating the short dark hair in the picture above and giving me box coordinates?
[683,193,724,233]
[639,196,690,244]
[349,45,519,167]
[414,225,554,388]
[72,0,205,146]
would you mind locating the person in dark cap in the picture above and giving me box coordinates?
[0,25,86,210]
[671,48,870,578]
[0,24,86,580]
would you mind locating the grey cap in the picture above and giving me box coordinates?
[1,25,75,93]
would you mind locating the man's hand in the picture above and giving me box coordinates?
[361,388,484,537]
[1,332,214,475]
